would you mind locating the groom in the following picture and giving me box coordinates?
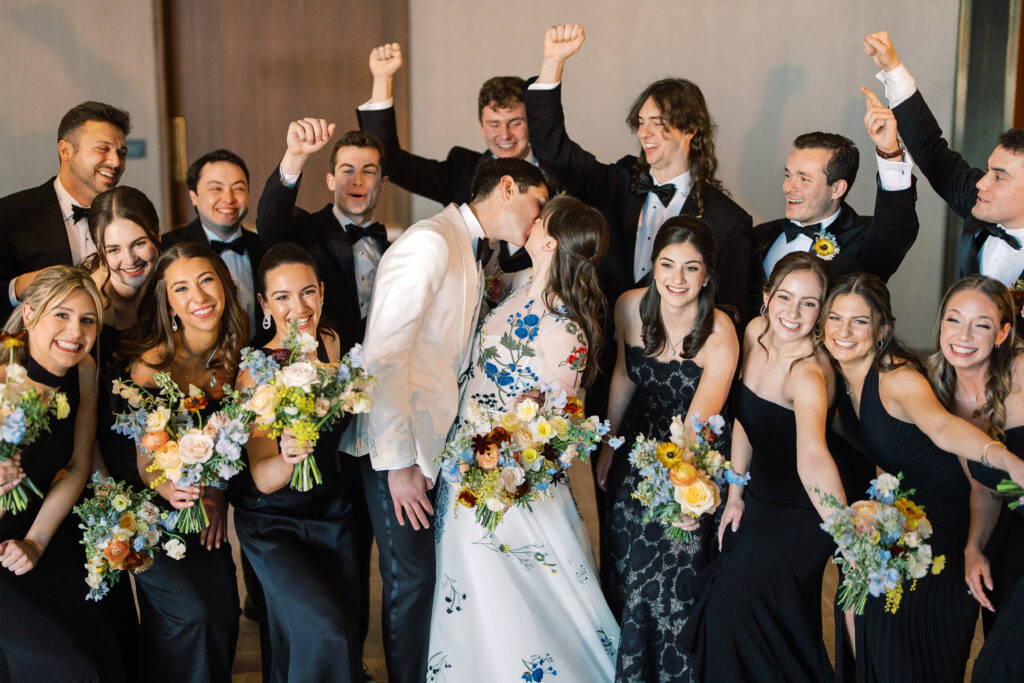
[357,157,548,683]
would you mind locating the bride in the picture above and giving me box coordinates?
[426,196,620,682]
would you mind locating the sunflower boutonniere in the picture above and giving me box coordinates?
[812,229,840,261]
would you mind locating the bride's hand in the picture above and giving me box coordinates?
[595,444,614,491]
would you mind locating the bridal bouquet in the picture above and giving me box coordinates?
[628,413,730,542]
[236,326,375,491]
[111,374,250,533]
[438,385,618,531]
[819,472,945,615]
[0,332,71,514]
[74,472,185,601]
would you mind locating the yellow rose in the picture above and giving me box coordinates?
[515,399,539,422]
[500,413,520,432]
[243,384,280,419]
[674,478,720,517]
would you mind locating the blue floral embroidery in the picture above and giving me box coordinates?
[598,628,617,658]
[441,574,466,614]
[434,481,451,544]
[521,653,557,681]
[476,297,542,400]
[426,652,452,682]
[568,560,590,585]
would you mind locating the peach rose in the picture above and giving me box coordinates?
[152,441,182,472]
[178,431,214,465]
[476,444,500,470]
[243,384,279,419]
[140,430,169,452]
[279,361,319,393]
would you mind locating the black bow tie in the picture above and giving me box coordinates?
[210,238,246,255]
[345,222,389,248]
[634,173,676,205]
[979,223,1022,251]
[70,204,90,223]
[474,237,494,266]
[782,221,822,243]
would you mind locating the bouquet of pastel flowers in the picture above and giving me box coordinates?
[111,373,250,533]
[819,472,945,615]
[628,413,731,542]
[438,385,619,532]
[0,332,71,514]
[236,327,375,491]
[74,472,186,600]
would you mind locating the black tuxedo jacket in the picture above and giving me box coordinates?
[892,90,1002,279]
[523,81,753,321]
[0,178,73,319]
[357,105,545,273]
[750,178,919,316]
[162,217,265,293]
[255,167,375,351]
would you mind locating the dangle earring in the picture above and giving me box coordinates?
[171,314,178,332]
[760,303,768,320]
[262,311,272,330]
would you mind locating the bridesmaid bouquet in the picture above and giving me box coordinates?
[995,479,1024,509]
[74,472,185,601]
[628,413,729,542]
[111,374,250,533]
[0,332,70,514]
[236,327,375,491]
[438,385,617,531]
[819,472,945,614]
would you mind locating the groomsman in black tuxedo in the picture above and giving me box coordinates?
[356,42,544,273]
[163,149,264,339]
[0,101,130,318]
[866,30,1024,287]
[255,119,390,675]
[751,110,919,315]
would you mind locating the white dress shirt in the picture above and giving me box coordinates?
[200,224,256,338]
[763,207,843,277]
[332,206,386,319]
[635,170,692,282]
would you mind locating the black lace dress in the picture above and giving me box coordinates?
[968,426,1024,681]
[603,346,721,682]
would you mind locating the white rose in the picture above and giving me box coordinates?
[146,406,171,432]
[163,538,187,561]
[178,430,214,465]
[907,544,933,579]
[279,362,318,393]
[559,443,578,465]
[296,332,319,355]
[314,397,330,417]
[674,478,720,517]
[484,497,505,512]
[516,399,539,422]
[499,466,525,492]
[137,501,160,524]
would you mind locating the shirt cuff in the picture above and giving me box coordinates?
[358,98,394,111]
[876,150,914,191]
[527,80,560,90]
[279,169,300,188]
[875,64,917,108]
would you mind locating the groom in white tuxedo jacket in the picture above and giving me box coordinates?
[356,157,548,683]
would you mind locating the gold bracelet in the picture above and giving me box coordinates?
[981,440,1002,468]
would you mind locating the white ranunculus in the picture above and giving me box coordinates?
[279,362,318,393]
[499,466,525,492]
[874,473,900,498]
[178,430,214,465]
[146,406,171,432]
[296,332,319,355]
[163,538,187,561]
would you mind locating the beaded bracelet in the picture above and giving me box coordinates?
[725,468,751,487]
[981,440,1002,468]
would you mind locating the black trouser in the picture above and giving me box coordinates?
[342,450,373,652]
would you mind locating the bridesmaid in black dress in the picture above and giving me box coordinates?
[105,243,248,683]
[593,217,738,682]
[822,273,1024,683]
[682,252,847,683]
[0,266,123,682]
[229,243,362,682]
[919,275,1024,679]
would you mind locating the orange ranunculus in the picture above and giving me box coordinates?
[103,540,131,569]
[458,489,478,508]
[669,462,698,487]
[140,430,169,452]
[476,444,500,470]
[565,397,585,418]
[656,442,684,468]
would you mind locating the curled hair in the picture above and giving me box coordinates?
[820,272,922,373]
[638,216,717,359]
[539,197,609,389]
[116,243,248,380]
[81,186,162,285]
[626,78,723,214]
[256,242,331,341]
[328,130,387,175]
[793,132,860,201]
[57,101,131,142]
[757,252,829,357]
[998,128,1024,155]
[926,275,1022,440]
[478,76,525,118]
[1,266,103,367]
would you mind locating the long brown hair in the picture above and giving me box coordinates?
[256,242,333,344]
[757,252,829,358]
[540,197,609,389]
[115,243,248,380]
[926,275,1022,440]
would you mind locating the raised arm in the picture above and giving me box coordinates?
[368,42,402,104]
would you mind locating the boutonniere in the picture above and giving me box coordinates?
[812,229,841,262]
[1010,278,1024,316]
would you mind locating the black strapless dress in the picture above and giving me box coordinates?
[228,342,362,682]
[835,366,977,683]
[682,382,835,683]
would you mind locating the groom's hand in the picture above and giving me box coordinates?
[389,465,435,529]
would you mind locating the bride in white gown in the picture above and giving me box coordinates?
[426,196,620,682]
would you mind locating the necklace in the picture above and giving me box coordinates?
[665,332,687,357]
[180,334,219,388]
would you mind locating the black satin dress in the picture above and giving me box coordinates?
[229,342,362,683]
[0,355,124,682]
[969,426,1024,681]
[101,368,239,683]
[835,367,977,683]
[682,382,836,683]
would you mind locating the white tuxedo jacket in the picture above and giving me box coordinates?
[358,203,483,481]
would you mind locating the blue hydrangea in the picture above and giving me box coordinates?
[441,458,463,484]
[0,408,26,444]
[239,347,280,384]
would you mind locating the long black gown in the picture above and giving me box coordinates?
[968,426,1024,681]
[229,342,362,683]
[603,347,719,682]
[835,366,977,683]
[101,369,239,683]
[682,381,835,683]
[0,355,124,682]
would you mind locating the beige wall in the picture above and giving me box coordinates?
[0,0,165,219]
[406,0,962,346]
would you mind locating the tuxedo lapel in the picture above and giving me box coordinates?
[316,205,361,311]
[34,188,72,265]
[623,191,645,285]
[242,230,264,285]
[959,221,983,276]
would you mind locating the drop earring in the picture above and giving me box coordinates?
[262,311,272,330]
[171,314,178,332]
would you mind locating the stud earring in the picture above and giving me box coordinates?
[262,311,272,330]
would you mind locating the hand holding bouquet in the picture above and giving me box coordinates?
[74,472,185,600]
[438,385,618,531]
[628,413,730,542]
[236,326,375,491]
[819,472,945,614]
